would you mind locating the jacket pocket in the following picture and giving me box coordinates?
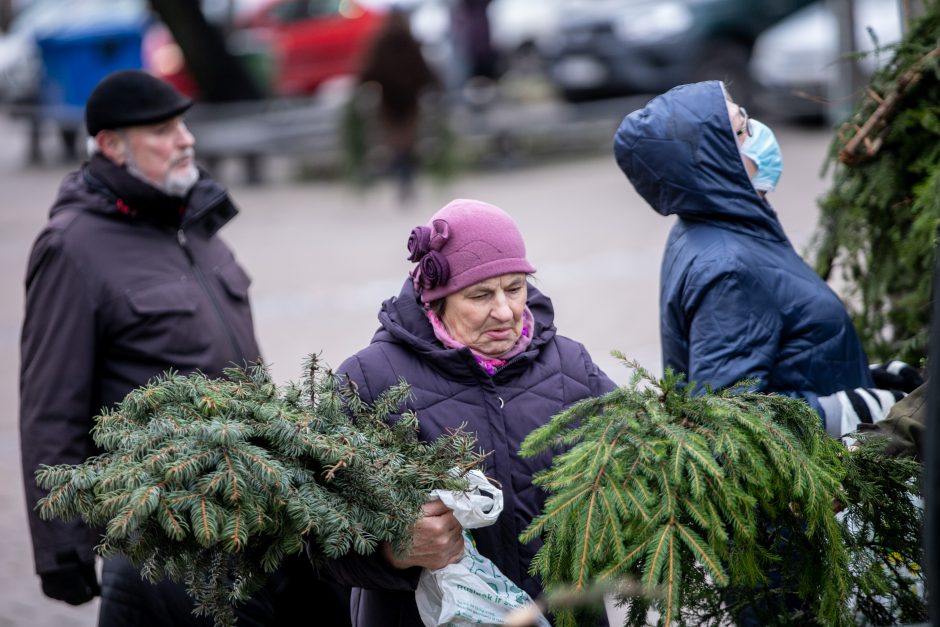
[123,280,209,355]
[214,260,252,301]
[127,281,199,315]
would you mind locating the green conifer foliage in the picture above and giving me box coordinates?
[520,358,924,626]
[815,1,940,364]
[35,357,480,626]
[840,438,925,624]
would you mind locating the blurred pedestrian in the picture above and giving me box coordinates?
[19,69,348,627]
[356,7,440,203]
[613,80,902,437]
[327,198,616,625]
[452,0,497,82]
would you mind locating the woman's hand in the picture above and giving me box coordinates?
[382,499,464,570]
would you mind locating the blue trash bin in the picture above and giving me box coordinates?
[36,16,148,129]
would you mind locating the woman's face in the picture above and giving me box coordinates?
[441,273,527,358]
[725,99,758,178]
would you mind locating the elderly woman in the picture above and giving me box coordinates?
[612,80,900,437]
[330,198,616,625]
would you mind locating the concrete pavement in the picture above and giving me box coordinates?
[0,112,833,625]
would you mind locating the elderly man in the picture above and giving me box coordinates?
[19,70,346,626]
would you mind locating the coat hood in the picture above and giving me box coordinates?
[613,81,786,241]
[374,279,557,381]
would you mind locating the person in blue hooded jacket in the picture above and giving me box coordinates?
[613,80,898,436]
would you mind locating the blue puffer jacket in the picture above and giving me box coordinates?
[613,81,871,415]
[331,279,616,626]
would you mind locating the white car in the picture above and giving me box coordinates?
[750,0,902,119]
[489,0,563,74]
[0,0,60,104]
[0,0,148,105]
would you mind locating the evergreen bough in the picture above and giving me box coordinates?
[36,357,480,626]
[520,357,924,626]
[840,437,925,625]
[815,0,940,364]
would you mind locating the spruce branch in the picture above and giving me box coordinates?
[36,357,481,627]
[838,43,940,165]
[521,356,924,626]
[814,2,940,364]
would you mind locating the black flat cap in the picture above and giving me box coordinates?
[85,69,193,136]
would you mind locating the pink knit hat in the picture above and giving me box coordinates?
[407,199,537,303]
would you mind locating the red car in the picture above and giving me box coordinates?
[144,0,386,98]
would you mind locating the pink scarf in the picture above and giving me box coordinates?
[426,306,534,376]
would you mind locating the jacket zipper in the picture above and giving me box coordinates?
[177,228,243,362]
[480,377,523,583]
[493,352,529,384]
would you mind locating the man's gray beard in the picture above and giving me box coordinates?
[162,164,200,197]
[126,158,200,198]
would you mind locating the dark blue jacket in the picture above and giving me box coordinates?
[613,81,871,415]
[332,280,616,626]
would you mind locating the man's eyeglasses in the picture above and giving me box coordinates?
[736,106,753,138]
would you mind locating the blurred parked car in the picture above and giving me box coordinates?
[387,0,563,89]
[0,0,149,161]
[749,0,902,120]
[0,1,51,104]
[489,0,563,75]
[0,0,147,106]
[144,0,386,99]
[539,0,815,103]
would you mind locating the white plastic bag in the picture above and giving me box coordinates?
[414,470,550,627]
[431,469,503,530]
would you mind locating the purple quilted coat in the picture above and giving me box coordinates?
[330,279,616,626]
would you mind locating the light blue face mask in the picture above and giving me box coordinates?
[741,119,783,192]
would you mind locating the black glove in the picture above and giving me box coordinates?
[870,361,924,394]
[40,553,100,605]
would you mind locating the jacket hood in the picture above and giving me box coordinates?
[375,279,557,380]
[49,162,238,237]
[613,81,785,241]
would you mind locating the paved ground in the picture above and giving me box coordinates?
[0,111,833,625]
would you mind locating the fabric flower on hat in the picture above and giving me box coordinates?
[429,219,449,251]
[417,251,450,290]
[407,219,452,293]
[407,220,450,264]
[407,226,432,262]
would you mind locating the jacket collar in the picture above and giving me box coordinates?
[375,279,557,382]
[58,154,238,236]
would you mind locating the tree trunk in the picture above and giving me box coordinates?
[0,0,13,33]
[826,0,863,124]
[147,0,264,102]
[927,239,940,624]
[899,0,927,31]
